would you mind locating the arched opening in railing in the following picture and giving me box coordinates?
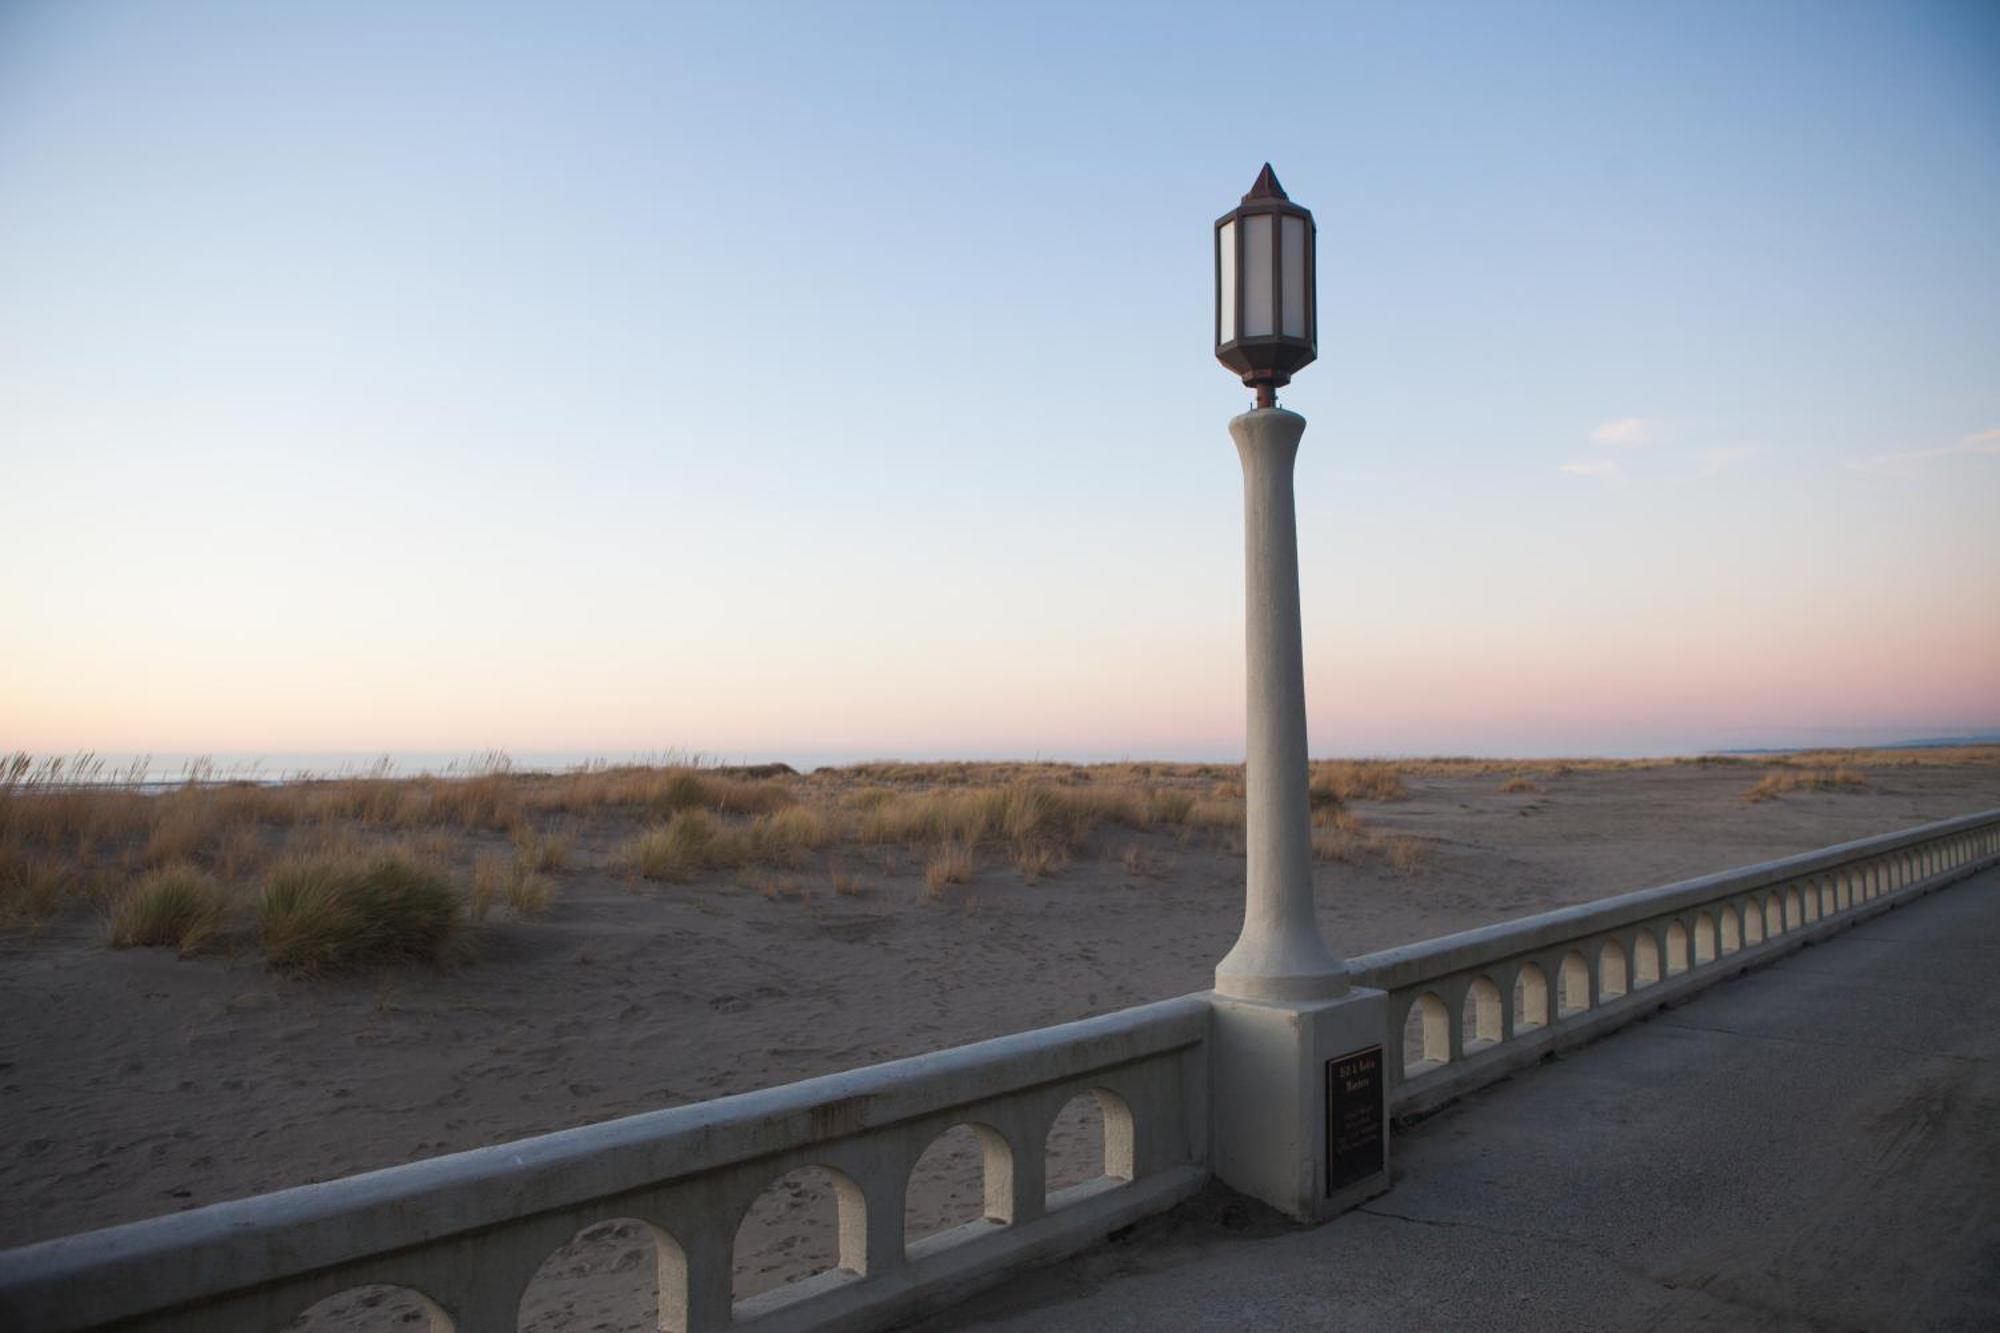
[1694,912,1717,965]
[1837,873,1853,911]
[1741,898,1764,945]
[1045,1087,1134,1205]
[1403,992,1451,1074]
[1765,893,1784,937]
[906,1122,1014,1252]
[1597,940,1628,1000]
[1801,882,1821,924]
[1512,964,1549,1032]
[1665,921,1690,976]
[283,1285,454,1332]
[1818,880,1836,917]
[1462,976,1503,1053]
[1558,951,1590,1017]
[733,1164,865,1306]
[517,1217,685,1333]
[1784,887,1803,930]
[1719,905,1741,954]
[1632,931,1660,988]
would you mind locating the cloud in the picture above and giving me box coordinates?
[1589,417,1660,448]
[1560,458,1622,480]
[1696,445,1759,477]
[1846,428,2000,476]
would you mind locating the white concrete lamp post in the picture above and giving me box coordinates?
[1207,165,1392,1222]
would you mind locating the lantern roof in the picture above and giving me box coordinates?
[1243,163,1288,203]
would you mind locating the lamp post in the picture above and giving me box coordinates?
[1211,164,1347,1004]
[1206,166,1388,1224]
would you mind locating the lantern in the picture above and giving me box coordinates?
[1214,164,1317,407]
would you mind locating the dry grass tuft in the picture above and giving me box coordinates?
[0,849,71,930]
[512,825,571,873]
[1500,776,1543,794]
[261,852,459,974]
[1309,811,1428,874]
[471,850,557,921]
[1119,844,1165,879]
[1185,796,1245,832]
[1742,766,1868,804]
[746,872,810,902]
[1382,835,1428,875]
[107,865,229,954]
[751,804,840,865]
[468,852,509,924]
[142,792,220,866]
[923,843,974,897]
[215,826,269,881]
[505,873,555,918]
[1309,761,1410,803]
[623,809,751,881]
[1012,842,1065,882]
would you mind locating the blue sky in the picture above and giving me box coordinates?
[2,1,1996,764]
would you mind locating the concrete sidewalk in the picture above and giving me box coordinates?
[938,867,2000,1332]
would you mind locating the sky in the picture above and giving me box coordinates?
[2,0,1997,769]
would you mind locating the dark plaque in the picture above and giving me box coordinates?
[1325,1044,1385,1196]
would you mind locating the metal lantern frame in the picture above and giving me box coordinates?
[1214,164,1317,407]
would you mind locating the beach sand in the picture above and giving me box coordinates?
[4,760,1997,1328]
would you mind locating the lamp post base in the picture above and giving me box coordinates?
[1209,986,1391,1223]
[1213,959,1350,1005]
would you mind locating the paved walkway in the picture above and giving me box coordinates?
[940,867,2000,1332]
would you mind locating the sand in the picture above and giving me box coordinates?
[4,761,1998,1329]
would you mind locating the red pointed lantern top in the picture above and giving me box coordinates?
[1243,163,1288,203]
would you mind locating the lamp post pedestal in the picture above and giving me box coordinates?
[1211,988,1389,1222]
[1208,406,1391,1223]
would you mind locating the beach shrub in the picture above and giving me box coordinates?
[108,864,228,954]
[261,852,458,974]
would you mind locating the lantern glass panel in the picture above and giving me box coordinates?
[1281,215,1307,339]
[1218,220,1236,344]
[1244,213,1275,337]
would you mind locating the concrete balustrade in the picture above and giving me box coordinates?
[0,997,1210,1333]
[1359,810,2000,1119]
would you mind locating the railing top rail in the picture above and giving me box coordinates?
[1349,807,2000,992]
[0,993,1209,1323]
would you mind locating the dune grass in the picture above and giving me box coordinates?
[623,808,755,881]
[1309,809,1429,875]
[260,852,459,975]
[922,843,974,897]
[1742,766,1869,804]
[7,745,1994,961]
[106,865,229,954]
